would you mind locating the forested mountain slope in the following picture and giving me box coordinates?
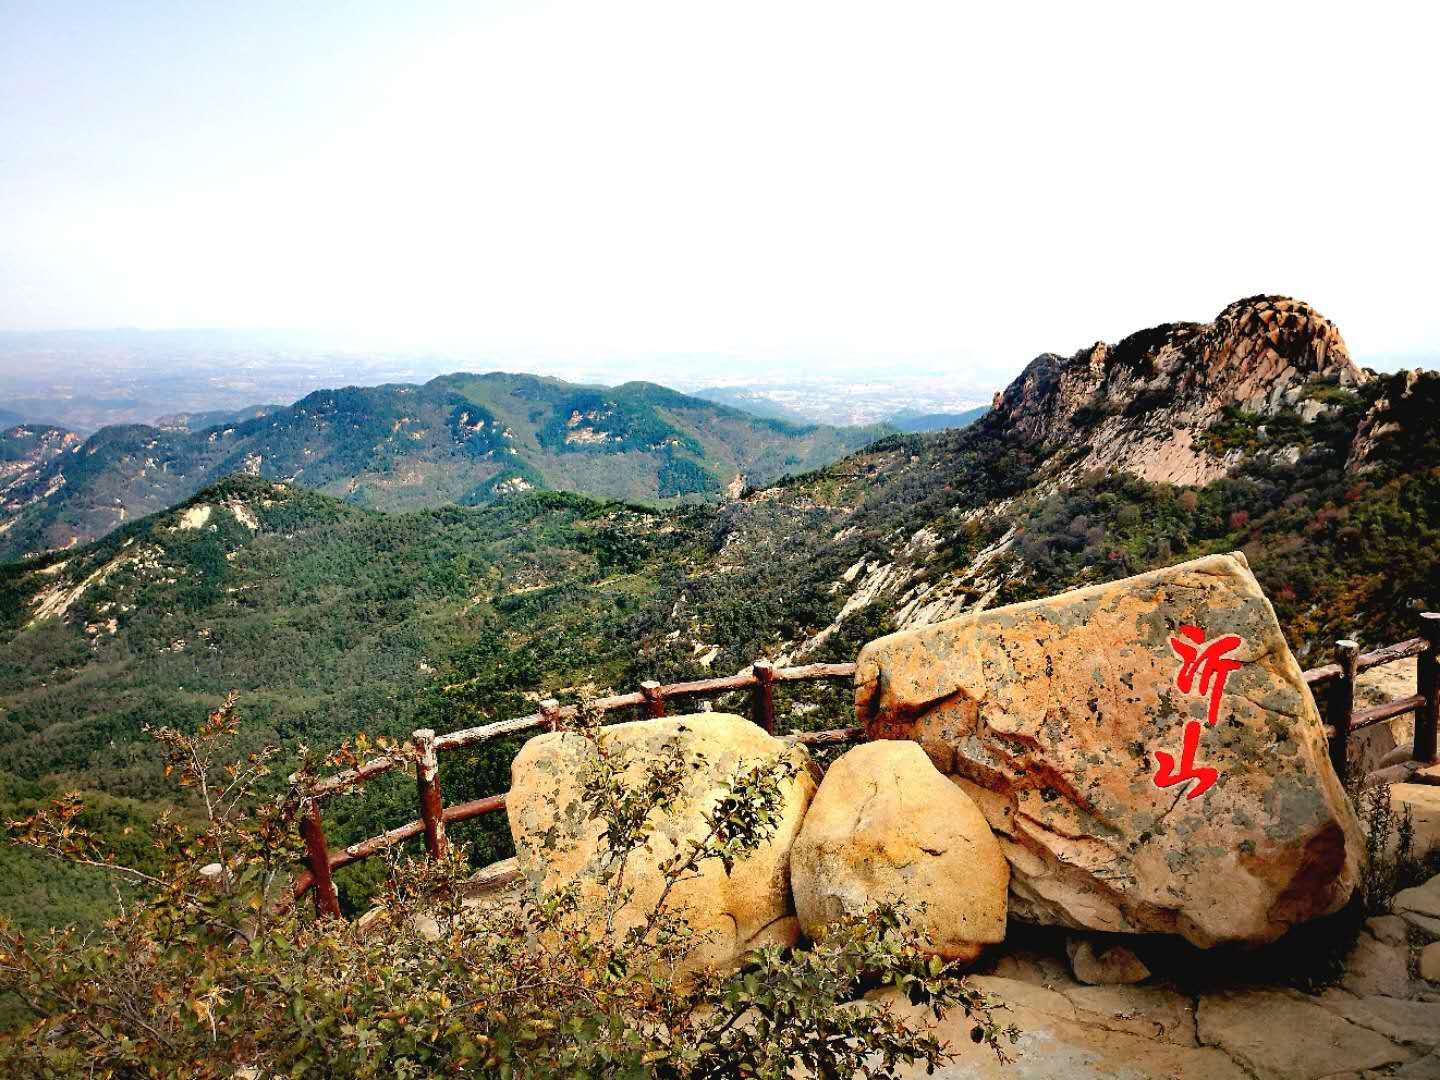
[0,477,724,925]
[1,294,1435,931]
[0,373,889,561]
[0,424,79,483]
[152,403,284,432]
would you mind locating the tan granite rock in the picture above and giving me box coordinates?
[876,975,1249,1079]
[790,740,1007,962]
[1396,876,1440,940]
[855,551,1362,947]
[507,714,815,976]
[1341,925,1416,998]
[1059,984,1196,1046]
[1197,989,1414,1078]
[1422,943,1440,983]
[1318,989,1440,1050]
[1393,785,1440,860]
[1065,936,1150,985]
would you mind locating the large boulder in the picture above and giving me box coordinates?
[855,551,1362,947]
[790,740,1008,962]
[507,713,815,976]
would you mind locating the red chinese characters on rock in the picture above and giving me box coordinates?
[1152,624,1244,800]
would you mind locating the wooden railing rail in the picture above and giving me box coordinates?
[304,662,860,802]
[1303,636,1428,687]
[288,613,1440,916]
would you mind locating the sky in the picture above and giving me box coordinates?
[1,0,1437,384]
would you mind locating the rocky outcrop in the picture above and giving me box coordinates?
[1351,658,1420,777]
[1197,989,1417,1078]
[0,425,81,541]
[506,714,815,976]
[1347,367,1440,473]
[989,295,1364,486]
[854,551,1362,946]
[881,885,1440,1079]
[0,425,78,484]
[874,976,1252,1079]
[774,296,1390,664]
[790,740,1008,962]
[1395,876,1440,939]
[1422,942,1440,983]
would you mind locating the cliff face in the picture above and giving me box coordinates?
[990,296,1364,485]
[1346,366,1437,473]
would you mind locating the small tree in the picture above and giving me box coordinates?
[0,697,1017,1077]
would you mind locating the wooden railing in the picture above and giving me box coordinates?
[286,660,860,918]
[1306,612,1440,784]
[288,611,1440,918]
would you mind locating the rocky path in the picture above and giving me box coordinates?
[891,887,1440,1079]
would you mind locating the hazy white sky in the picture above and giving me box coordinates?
[1,0,1436,381]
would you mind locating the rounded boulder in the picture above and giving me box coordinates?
[791,739,1008,962]
[507,713,816,977]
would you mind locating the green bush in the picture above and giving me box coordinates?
[0,699,1017,1077]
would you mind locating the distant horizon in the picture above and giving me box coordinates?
[4,3,1437,386]
[1,304,1433,383]
[0,309,1433,443]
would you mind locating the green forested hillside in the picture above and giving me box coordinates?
[0,373,890,561]
[153,403,283,431]
[0,424,73,466]
[0,479,708,925]
[430,373,893,501]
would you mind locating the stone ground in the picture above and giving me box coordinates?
[885,881,1440,1080]
[455,857,1440,1077]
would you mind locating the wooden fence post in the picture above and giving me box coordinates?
[299,803,342,918]
[752,660,777,733]
[641,680,665,718]
[1418,613,1440,764]
[1328,639,1359,783]
[540,698,561,732]
[412,728,446,860]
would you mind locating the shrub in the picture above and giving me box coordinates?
[0,698,1017,1077]
[1351,779,1420,915]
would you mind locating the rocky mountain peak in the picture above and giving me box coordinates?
[989,296,1364,486]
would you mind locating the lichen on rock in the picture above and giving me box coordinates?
[790,740,1008,962]
[854,551,1362,947]
[507,713,816,977]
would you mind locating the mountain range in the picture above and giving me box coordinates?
[1,294,1436,930]
[0,373,890,562]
